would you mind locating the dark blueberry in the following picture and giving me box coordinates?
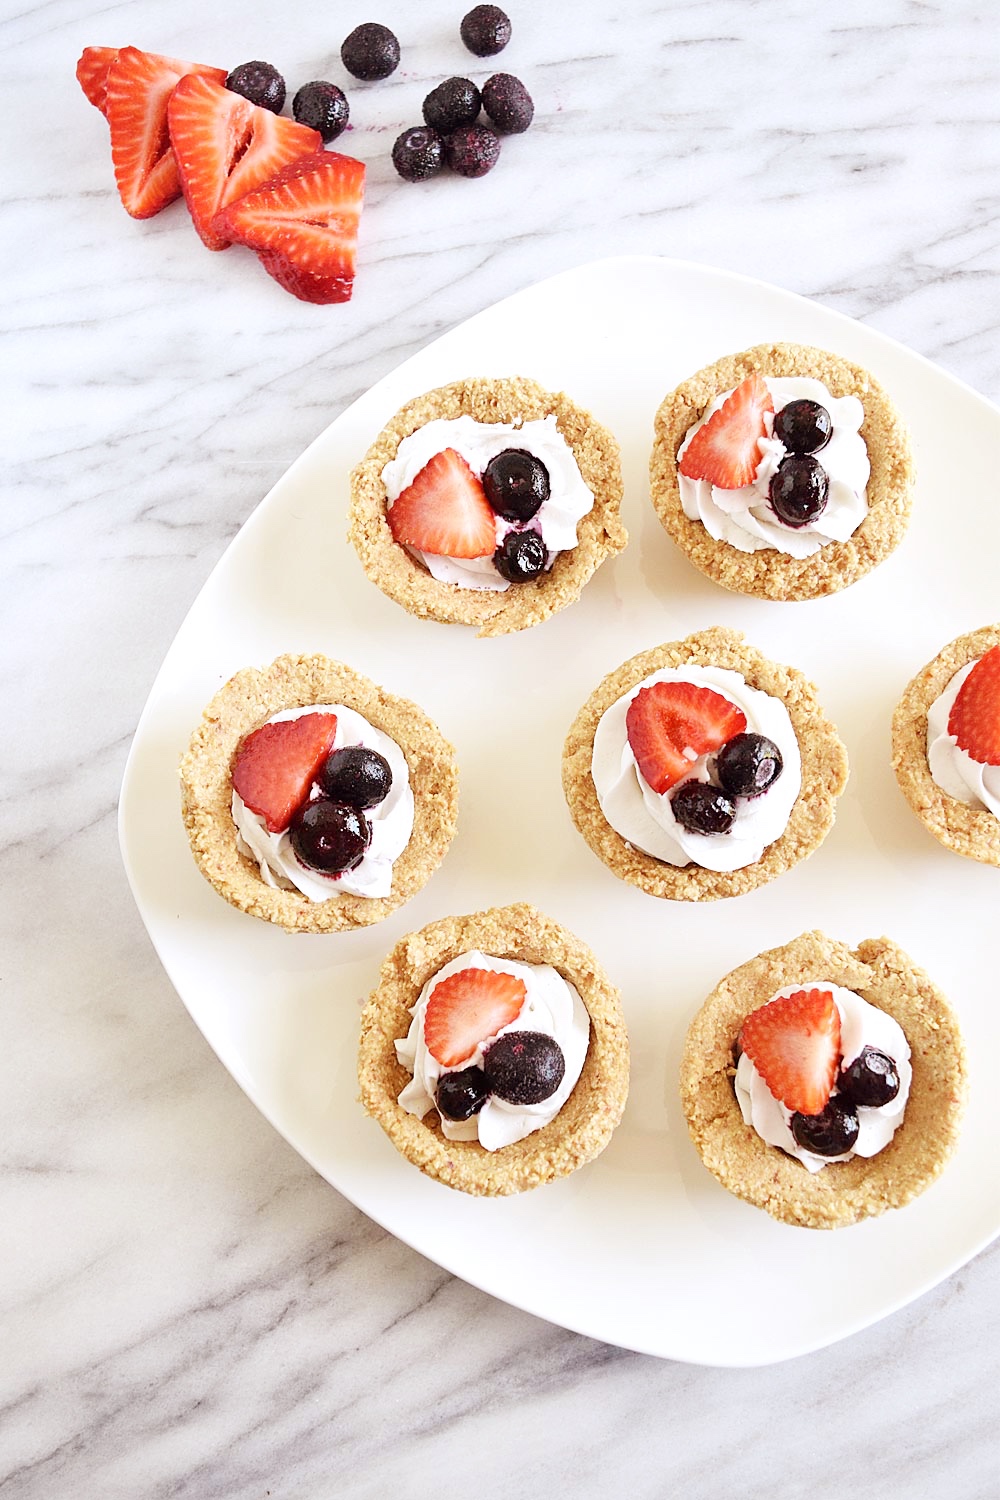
[341,22,400,81]
[773,398,833,456]
[670,781,737,836]
[838,1046,900,1108]
[482,1031,565,1105]
[493,530,547,583]
[715,733,783,798]
[790,1099,860,1156]
[391,125,446,182]
[423,77,481,133]
[436,1066,490,1121]
[482,449,549,521]
[292,80,350,142]
[768,455,829,528]
[319,746,392,810]
[460,4,512,56]
[289,798,370,874]
[225,61,286,113]
[482,73,534,134]
[445,122,501,177]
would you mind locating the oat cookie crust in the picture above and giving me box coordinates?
[357,903,630,1195]
[649,342,915,600]
[179,654,459,934]
[891,623,1000,866]
[348,376,627,637]
[561,626,849,901]
[680,931,967,1229]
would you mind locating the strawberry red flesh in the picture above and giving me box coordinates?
[77,46,118,115]
[231,712,338,834]
[678,371,774,490]
[625,681,747,795]
[948,643,1000,766]
[739,988,841,1116]
[423,968,527,1069]
[387,447,496,559]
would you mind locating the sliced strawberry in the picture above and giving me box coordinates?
[105,47,226,219]
[168,75,321,251]
[948,643,1000,766]
[625,681,747,795]
[215,149,365,300]
[76,46,118,116]
[739,988,841,1116]
[424,968,527,1068]
[678,372,774,489]
[231,713,338,834]
[387,448,496,559]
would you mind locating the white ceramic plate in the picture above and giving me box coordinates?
[119,255,1000,1367]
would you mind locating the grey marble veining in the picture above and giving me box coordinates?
[5,0,1000,1494]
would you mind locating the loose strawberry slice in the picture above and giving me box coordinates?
[678,372,774,489]
[105,47,226,219]
[231,713,338,834]
[738,988,841,1116]
[387,448,496,559]
[76,46,118,116]
[168,75,321,251]
[424,968,527,1068]
[625,681,747,795]
[948,643,1000,766]
[215,149,365,300]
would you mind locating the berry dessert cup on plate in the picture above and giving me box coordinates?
[562,627,848,901]
[357,903,630,1195]
[891,623,1000,866]
[680,931,967,1229]
[179,654,458,933]
[649,342,914,600]
[348,376,626,636]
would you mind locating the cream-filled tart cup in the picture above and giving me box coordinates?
[562,626,848,901]
[179,654,458,933]
[357,903,630,1195]
[348,375,626,637]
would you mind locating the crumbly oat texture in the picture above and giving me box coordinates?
[680,931,967,1229]
[179,654,459,933]
[357,903,630,1195]
[561,626,849,901]
[649,342,915,600]
[348,376,627,637]
[891,622,1000,866]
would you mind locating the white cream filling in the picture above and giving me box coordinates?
[926,659,1000,818]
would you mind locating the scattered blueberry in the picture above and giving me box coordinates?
[460,5,512,56]
[341,22,400,80]
[225,60,286,113]
[670,781,737,836]
[289,798,371,873]
[838,1046,901,1108]
[773,399,833,456]
[292,80,350,141]
[392,125,446,181]
[715,733,783,798]
[319,746,392,810]
[483,1031,565,1105]
[493,530,547,582]
[790,1099,860,1156]
[436,1066,490,1120]
[769,454,830,528]
[482,73,534,134]
[445,121,501,177]
[423,76,481,133]
[483,449,549,521]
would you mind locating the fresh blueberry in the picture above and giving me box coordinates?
[341,22,400,81]
[460,5,512,56]
[482,73,534,134]
[773,399,833,456]
[483,449,549,521]
[292,80,350,141]
[670,782,737,835]
[319,746,392,810]
[790,1099,860,1156]
[423,77,481,134]
[445,122,501,177]
[768,455,830,528]
[715,733,783,798]
[225,61,286,113]
[289,798,370,873]
[436,1066,490,1120]
[838,1046,901,1108]
[493,530,546,582]
[392,126,446,182]
[482,1031,565,1105]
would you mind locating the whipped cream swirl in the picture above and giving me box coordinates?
[591,665,801,872]
[926,659,1000,818]
[735,984,912,1173]
[395,950,590,1151]
[677,376,870,559]
[382,414,595,592]
[232,704,414,901]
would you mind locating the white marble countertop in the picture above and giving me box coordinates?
[6,0,1000,1493]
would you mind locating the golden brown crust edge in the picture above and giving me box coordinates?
[178,654,459,933]
[357,903,630,1195]
[680,931,968,1229]
[348,376,627,637]
[561,626,849,901]
[649,342,915,601]
[891,623,1000,866]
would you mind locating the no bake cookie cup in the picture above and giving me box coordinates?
[562,627,849,901]
[891,623,1000,866]
[649,342,915,600]
[681,931,967,1230]
[357,903,630,1195]
[348,375,626,637]
[179,654,459,933]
